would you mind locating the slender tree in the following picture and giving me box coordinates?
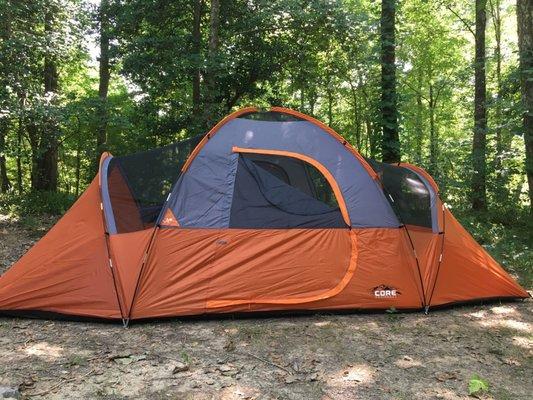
[471,0,488,211]
[192,0,203,118]
[489,0,504,179]
[380,0,400,163]
[0,1,12,192]
[203,0,220,128]
[31,3,60,191]
[96,0,110,168]
[517,0,533,217]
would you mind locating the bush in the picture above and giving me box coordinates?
[0,191,76,218]
[453,208,533,289]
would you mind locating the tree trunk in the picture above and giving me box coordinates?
[415,90,423,164]
[203,0,220,128]
[0,122,10,193]
[380,0,400,163]
[471,0,488,211]
[517,0,533,217]
[75,143,81,197]
[309,92,316,116]
[490,0,504,181]
[0,2,11,192]
[16,116,23,194]
[351,85,362,149]
[368,119,378,159]
[429,83,438,175]
[192,0,202,117]
[96,0,110,169]
[32,6,59,192]
[327,87,333,127]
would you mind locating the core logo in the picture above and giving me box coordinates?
[372,285,400,298]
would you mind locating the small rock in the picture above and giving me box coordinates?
[434,371,457,382]
[217,364,233,373]
[306,373,318,382]
[205,379,215,385]
[284,375,298,384]
[0,386,20,400]
[172,362,189,373]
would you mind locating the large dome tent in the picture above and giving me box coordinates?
[0,107,528,325]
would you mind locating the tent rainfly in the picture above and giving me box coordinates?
[0,107,528,325]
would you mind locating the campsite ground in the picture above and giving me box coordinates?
[0,215,531,400]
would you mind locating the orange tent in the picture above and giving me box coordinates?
[0,107,528,324]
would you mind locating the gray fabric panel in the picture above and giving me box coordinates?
[171,118,399,228]
[169,151,239,228]
[100,156,118,234]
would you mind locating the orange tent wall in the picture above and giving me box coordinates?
[0,176,122,319]
[108,228,153,316]
[428,208,529,306]
[128,227,426,319]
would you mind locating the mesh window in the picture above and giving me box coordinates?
[229,153,346,228]
[239,111,304,122]
[106,134,203,233]
[366,159,432,228]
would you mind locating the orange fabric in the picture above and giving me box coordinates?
[129,227,431,318]
[232,146,351,226]
[160,208,179,227]
[130,229,355,318]
[408,228,442,300]
[182,107,259,172]
[323,227,425,310]
[429,209,529,306]
[206,230,357,308]
[0,177,122,318]
[109,228,153,315]
[107,165,144,233]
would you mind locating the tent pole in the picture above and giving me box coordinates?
[103,231,127,327]
[97,179,127,325]
[400,224,427,309]
[125,224,160,324]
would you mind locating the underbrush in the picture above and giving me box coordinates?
[453,208,533,289]
[0,191,76,221]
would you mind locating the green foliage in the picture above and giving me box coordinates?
[454,209,533,288]
[468,375,490,397]
[0,0,530,287]
[0,190,76,217]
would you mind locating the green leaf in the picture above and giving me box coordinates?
[468,375,489,397]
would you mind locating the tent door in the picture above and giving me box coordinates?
[205,148,356,308]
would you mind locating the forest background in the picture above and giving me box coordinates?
[0,0,531,287]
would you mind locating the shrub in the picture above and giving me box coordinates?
[0,191,76,218]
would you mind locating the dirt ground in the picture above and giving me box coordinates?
[0,215,531,400]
